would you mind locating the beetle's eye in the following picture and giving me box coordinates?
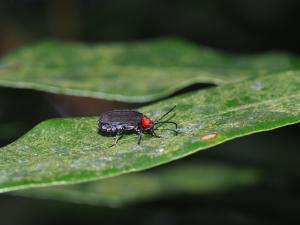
[141,117,152,128]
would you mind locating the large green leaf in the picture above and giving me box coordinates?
[1,72,300,193]
[13,162,260,207]
[0,38,299,102]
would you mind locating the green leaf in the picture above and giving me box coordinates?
[12,162,260,207]
[0,38,299,102]
[1,72,300,193]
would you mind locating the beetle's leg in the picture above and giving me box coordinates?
[115,134,123,145]
[151,130,161,138]
[137,131,143,145]
[110,132,123,147]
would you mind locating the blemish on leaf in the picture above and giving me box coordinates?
[251,80,264,91]
[158,148,164,153]
[200,133,218,141]
[69,149,77,155]
[99,150,106,158]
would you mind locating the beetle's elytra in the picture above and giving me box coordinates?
[98,106,178,146]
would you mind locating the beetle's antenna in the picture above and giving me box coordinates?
[155,105,176,123]
[154,113,176,128]
[162,112,176,123]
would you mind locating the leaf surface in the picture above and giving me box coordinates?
[1,72,300,192]
[13,162,260,207]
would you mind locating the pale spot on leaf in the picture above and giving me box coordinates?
[201,133,218,141]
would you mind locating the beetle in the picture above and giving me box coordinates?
[98,105,178,146]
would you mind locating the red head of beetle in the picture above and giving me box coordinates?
[140,116,153,130]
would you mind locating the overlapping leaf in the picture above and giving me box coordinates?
[0,38,299,102]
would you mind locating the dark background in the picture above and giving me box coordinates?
[1,1,300,225]
[2,0,300,55]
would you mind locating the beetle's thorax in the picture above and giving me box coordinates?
[140,116,153,131]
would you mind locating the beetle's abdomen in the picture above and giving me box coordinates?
[98,110,143,136]
[99,122,136,134]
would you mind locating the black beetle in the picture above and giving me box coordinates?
[98,106,178,146]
